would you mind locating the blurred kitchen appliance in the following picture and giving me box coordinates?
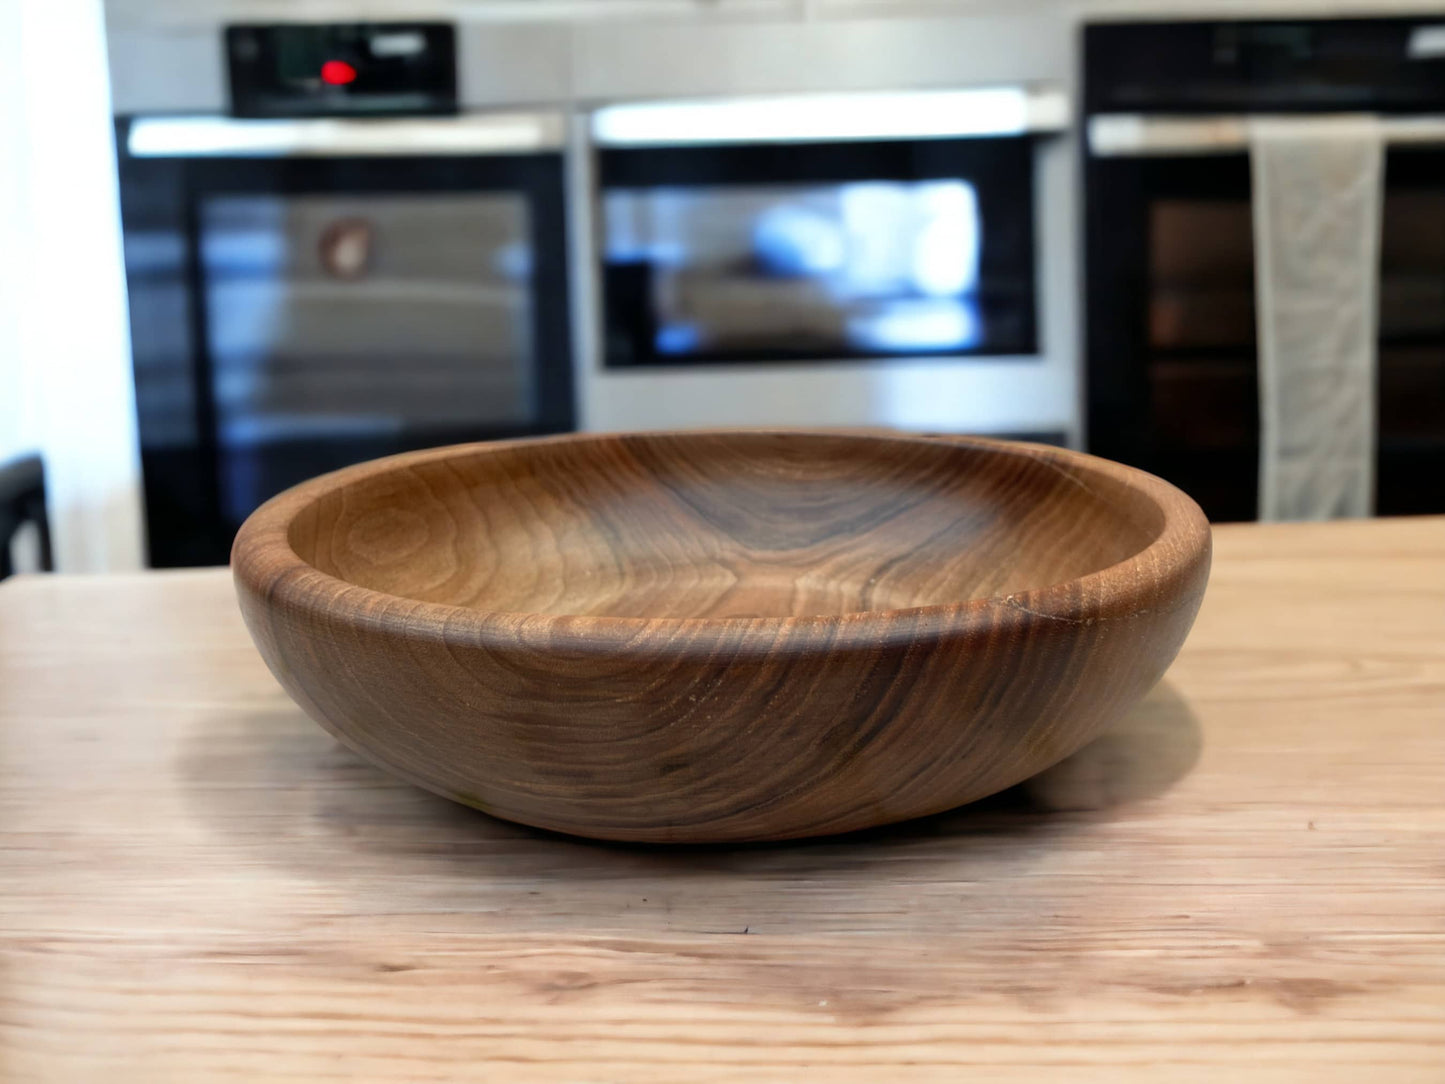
[576,84,1076,439]
[116,22,574,567]
[107,12,1079,558]
[553,12,1078,441]
[225,23,457,118]
[1085,17,1445,521]
[591,90,1059,368]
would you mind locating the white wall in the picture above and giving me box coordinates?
[0,8,41,468]
[99,0,1445,24]
[3,0,145,572]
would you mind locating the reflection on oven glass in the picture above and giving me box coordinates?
[604,180,986,360]
[847,298,981,352]
[198,193,535,523]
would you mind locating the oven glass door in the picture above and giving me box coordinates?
[1086,149,1445,521]
[598,139,1038,367]
[118,139,572,566]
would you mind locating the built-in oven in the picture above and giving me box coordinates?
[117,23,574,567]
[1085,18,1445,521]
[574,86,1077,440]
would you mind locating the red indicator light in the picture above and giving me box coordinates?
[320,60,357,86]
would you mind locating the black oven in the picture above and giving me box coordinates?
[117,23,574,567]
[1084,18,1445,521]
[591,89,1059,369]
[118,123,574,567]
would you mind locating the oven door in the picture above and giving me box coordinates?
[591,89,1062,369]
[117,114,574,566]
[1086,125,1445,521]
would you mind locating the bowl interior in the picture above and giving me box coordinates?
[285,433,1164,620]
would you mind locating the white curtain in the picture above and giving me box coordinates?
[0,0,145,572]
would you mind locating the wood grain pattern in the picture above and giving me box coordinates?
[1,516,1443,1081]
[231,431,1211,843]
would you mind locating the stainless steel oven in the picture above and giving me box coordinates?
[572,82,1078,440]
[116,25,574,567]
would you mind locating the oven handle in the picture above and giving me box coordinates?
[1088,112,1445,157]
[127,112,567,158]
[591,85,1069,147]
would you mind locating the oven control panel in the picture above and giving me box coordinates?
[226,23,456,118]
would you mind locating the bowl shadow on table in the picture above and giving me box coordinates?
[180,679,1201,917]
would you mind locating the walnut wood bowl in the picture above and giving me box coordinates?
[233,431,1211,843]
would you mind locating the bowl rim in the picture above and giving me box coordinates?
[232,429,1211,652]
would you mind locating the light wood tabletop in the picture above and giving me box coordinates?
[1,516,1442,1082]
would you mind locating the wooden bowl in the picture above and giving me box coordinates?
[232,431,1211,843]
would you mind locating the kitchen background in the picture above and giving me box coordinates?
[6,0,1445,572]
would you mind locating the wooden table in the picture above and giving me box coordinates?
[2,517,1443,1082]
